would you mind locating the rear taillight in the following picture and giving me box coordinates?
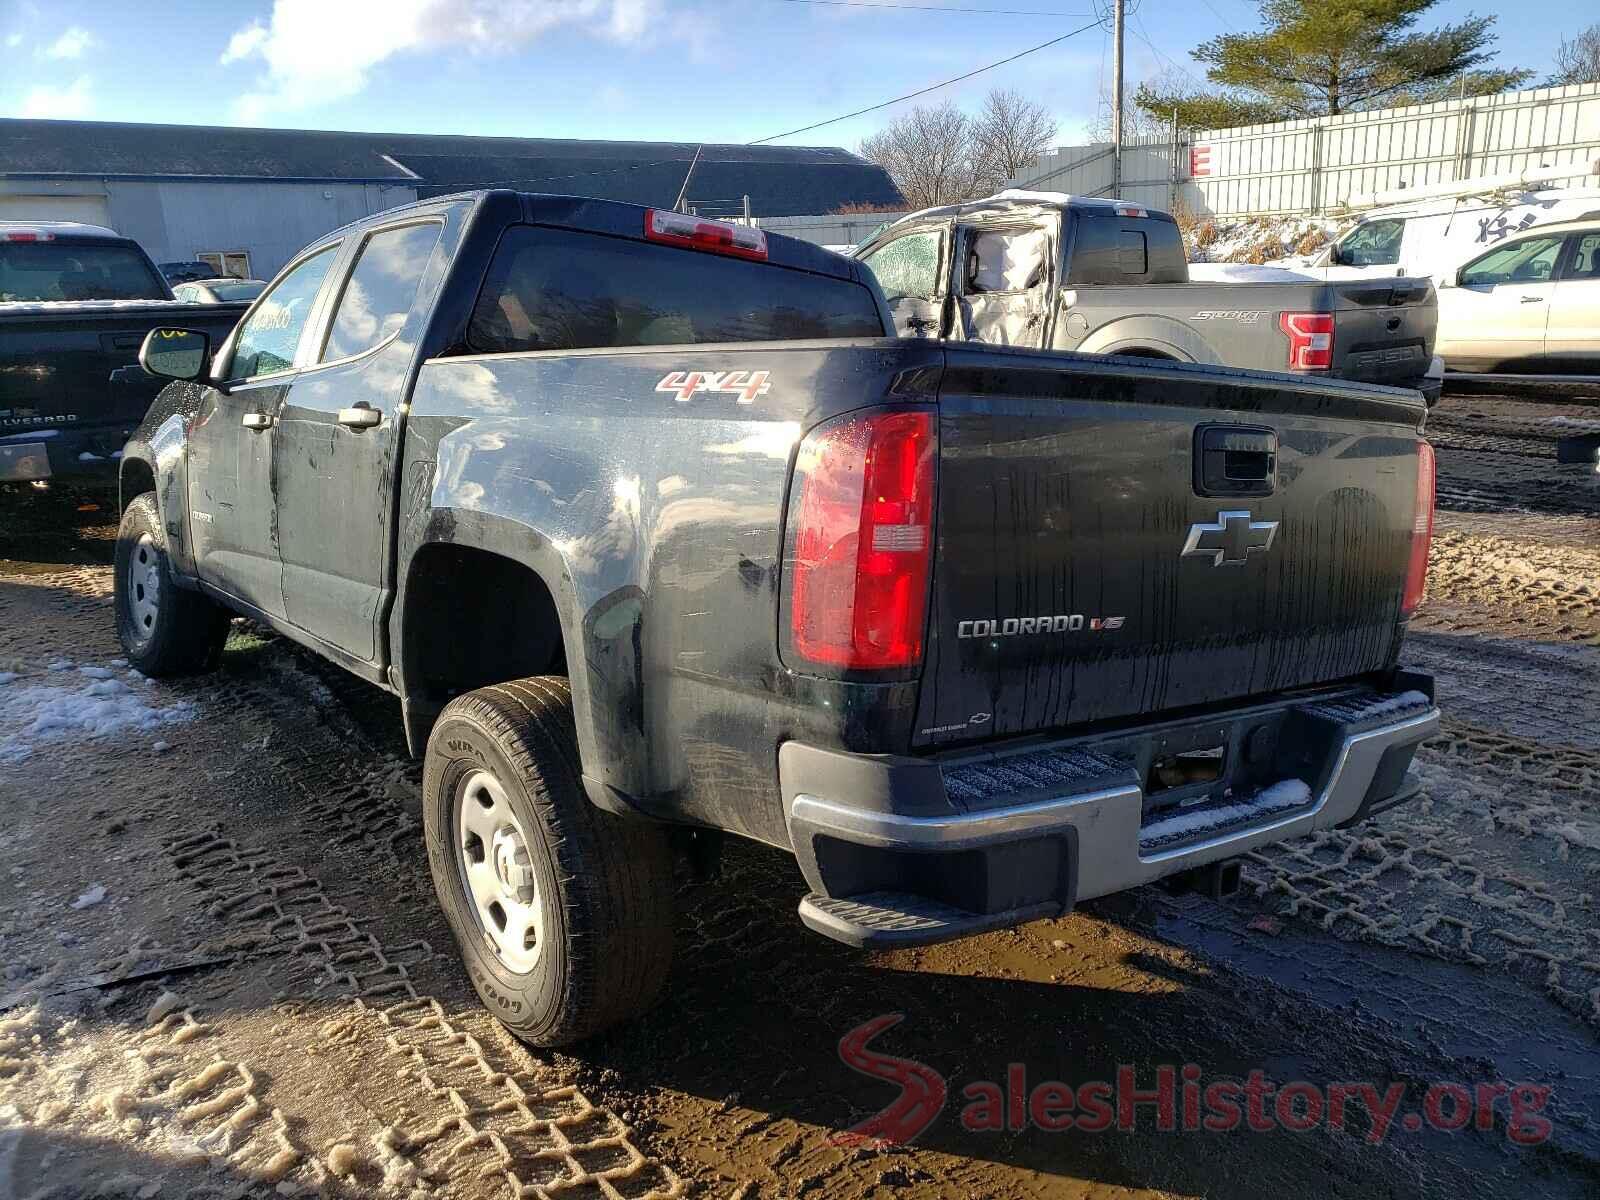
[644,209,768,260]
[787,410,936,671]
[1279,311,1334,371]
[1402,439,1435,617]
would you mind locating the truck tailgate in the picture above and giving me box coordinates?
[913,349,1426,749]
[1329,278,1435,388]
[0,302,246,433]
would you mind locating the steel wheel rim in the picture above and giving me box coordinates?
[453,768,546,973]
[127,532,161,642]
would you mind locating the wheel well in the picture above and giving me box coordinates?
[1116,347,1178,360]
[401,545,566,706]
[120,459,155,513]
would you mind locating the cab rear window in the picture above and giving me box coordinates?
[467,225,883,354]
[0,241,166,302]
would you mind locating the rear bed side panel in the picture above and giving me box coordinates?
[397,340,943,847]
[914,350,1424,750]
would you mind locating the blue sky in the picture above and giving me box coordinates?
[0,0,1576,151]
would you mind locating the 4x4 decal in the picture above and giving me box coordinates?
[655,370,772,404]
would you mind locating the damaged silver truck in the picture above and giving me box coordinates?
[855,191,1442,402]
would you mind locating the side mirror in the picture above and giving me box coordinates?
[139,328,210,382]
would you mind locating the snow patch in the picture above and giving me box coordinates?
[1140,778,1313,848]
[0,664,197,764]
[71,885,106,910]
[1359,690,1432,719]
[1187,262,1320,283]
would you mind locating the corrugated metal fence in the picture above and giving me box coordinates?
[1010,82,1600,217]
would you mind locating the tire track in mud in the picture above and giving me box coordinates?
[1240,720,1600,1028]
[1415,527,1600,646]
[157,825,688,1199]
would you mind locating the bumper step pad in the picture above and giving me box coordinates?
[798,891,1057,950]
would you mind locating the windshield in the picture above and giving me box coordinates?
[1331,218,1405,267]
[0,241,167,302]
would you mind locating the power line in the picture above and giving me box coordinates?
[772,0,1089,14]
[1132,12,1205,90]
[751,20,1101,144]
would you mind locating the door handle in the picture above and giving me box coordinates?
[241,412,273,431]
[1521,296,1545,303]
[337,404,382,429]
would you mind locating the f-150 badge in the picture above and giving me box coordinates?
[655,370,772,404]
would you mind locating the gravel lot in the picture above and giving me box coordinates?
[1,394,1597,1199]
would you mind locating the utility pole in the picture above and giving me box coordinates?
[1111,0,1125,198]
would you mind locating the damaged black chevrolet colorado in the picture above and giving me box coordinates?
[114,190,1441,1046]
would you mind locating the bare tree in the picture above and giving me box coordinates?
[1548,24,1600,86]
[971,88,1058,192]
[859,101,980,211]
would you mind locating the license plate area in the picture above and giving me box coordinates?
[0,442,51,482]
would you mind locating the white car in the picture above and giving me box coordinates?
[1435,218,1600,378]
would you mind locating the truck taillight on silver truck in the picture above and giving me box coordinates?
[1279,311,1335,370]
[1402,439,1436,617]
[784,409,936,671]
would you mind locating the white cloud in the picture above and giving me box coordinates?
[42,26,93,59]
[20,75,92,119]
[222,0,659,121]
[5,32,23,49]
[220,23,269,65]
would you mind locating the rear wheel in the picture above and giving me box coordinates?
[422,677,675,1046]
[113,493,229,676]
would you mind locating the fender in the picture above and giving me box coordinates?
[1072,314,1221,366]
[118,380,211,585]
[388,506,600,760]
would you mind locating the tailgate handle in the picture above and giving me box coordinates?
[1195,425,1276,498]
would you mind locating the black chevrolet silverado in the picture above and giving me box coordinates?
[115,191,1441,1046]
[0,221,245,486]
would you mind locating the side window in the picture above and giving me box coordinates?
[173,284,194,303]
[1334,218,1405,267]
[1458,236,1564,288]
[859,230,943,301]
[229,246,338,381]
[1565,232,1600,280]
[965,228,1048,293]
[321,223,443,362]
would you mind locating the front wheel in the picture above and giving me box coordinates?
[422,677,675,1046]
[113,493,230,676]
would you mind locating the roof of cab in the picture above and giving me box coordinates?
[879,189,1178,234]
[315,190,866,284]
[0,219,122,239]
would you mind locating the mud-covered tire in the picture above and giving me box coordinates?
[114,493,230,677]
[422,677,675,1046]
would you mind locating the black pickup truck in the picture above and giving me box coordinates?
[854,192,1441,401]
[116,191,1441,1046]
[0,221,245,486]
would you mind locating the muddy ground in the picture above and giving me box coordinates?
[1,394,1597,1199]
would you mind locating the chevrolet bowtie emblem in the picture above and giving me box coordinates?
[1181,510,1279,566]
